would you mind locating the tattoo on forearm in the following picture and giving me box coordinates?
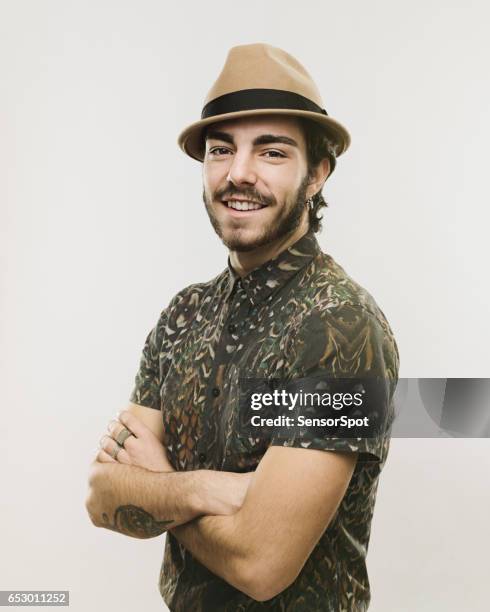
[102,505,174,538]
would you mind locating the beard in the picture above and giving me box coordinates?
[202,174,310,252]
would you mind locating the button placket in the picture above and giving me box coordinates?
[199,279,251,469]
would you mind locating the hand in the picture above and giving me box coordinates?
[97,411,175,473]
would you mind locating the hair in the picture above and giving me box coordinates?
[296,117,338,234]
[200,115,339,234]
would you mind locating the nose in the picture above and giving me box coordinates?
[226,150,257,187]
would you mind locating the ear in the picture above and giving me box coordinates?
[306,158,330,200]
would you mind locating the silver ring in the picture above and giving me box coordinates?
[115,427,134,447]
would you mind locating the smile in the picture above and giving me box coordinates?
[222,199,267,212]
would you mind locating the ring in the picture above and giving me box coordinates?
[115,427,134,447]
[110,444,121,460]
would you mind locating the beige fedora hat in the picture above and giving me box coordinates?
[177,43,351,162]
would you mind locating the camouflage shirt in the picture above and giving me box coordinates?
[129,228,400,611]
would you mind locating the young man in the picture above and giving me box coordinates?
[86,44,399,611]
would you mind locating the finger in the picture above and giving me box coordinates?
[108,422,138,451]
[99,435,121,460]
[99,435,133,464]
[117,410,151,439]
[113,447,132,465]
[96,448,116,463]
[99,433,112,449]
[107,419,120,435]
[107,419,133,444]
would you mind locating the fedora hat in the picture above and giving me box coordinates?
[177,43,351,163]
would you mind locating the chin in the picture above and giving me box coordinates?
[221,228,269,252]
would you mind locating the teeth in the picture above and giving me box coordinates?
[226,200,263,211]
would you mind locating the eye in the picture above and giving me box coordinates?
[262,150,286,159]
[208,147,231,156]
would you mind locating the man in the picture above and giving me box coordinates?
[86,43,400,611]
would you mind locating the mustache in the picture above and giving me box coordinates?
[214,186,273,206]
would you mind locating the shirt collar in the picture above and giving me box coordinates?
[225,229,322,307]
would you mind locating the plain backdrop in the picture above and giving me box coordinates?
[1,1,489,611]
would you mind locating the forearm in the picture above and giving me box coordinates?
[171,513,256,597]
[86,462,205,538]
[170,480,305,601]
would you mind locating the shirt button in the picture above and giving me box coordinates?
[211,387,220,397]
[198,453,206,464]
[228,323,237,334]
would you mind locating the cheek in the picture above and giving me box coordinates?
[202,168,213,194]
[203,163,228,194]
[262,167,302,203]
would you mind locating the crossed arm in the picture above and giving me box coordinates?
[170,445,357,600]
[85,403,357,601]
[85,403,250,537]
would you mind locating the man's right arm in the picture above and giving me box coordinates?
[86,461,251,539]
[86,299,251,539]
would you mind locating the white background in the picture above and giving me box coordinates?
[1,1,489,610]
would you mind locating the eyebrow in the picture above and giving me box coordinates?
[205,130,299,148]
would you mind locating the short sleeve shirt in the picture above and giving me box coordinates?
[129,228,400,611]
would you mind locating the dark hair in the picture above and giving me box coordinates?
[296,117,338,233]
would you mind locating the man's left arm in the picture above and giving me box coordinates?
[171,304,398,601]
[171,445,357,602]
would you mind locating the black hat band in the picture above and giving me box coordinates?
[201,88,328,120]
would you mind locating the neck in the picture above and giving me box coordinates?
[229,219,310,278]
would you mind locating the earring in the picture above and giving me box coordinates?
[306,197,314,209]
